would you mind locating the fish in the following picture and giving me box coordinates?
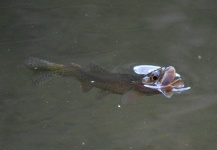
[25,58,162,104]
[25,58,190,103]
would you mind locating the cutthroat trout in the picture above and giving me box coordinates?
[25,58,160,103]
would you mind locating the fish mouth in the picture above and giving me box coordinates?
[143,66,190,98]
[142,66,176,86]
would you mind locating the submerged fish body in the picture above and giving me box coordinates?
[26,58,159,103]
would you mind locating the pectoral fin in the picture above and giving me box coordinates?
[121,90,144,104]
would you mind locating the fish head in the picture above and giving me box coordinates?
[142,67,165,85]
[143,66,190,98]
[142,66,176,85]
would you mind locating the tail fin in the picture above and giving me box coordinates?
[26,57,86,86]
[25,57,63,71]
[25,57,65,85]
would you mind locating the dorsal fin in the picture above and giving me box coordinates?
[88,63,109,74]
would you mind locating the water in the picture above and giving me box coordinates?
[1,1,217,150]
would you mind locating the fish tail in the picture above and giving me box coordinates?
[25,57,92,92]
[25,57,64,71]
[25,57,80,85]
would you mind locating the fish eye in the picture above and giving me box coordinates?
[150,72,159,81]
[150,75,158,81]
[153,75,158,80]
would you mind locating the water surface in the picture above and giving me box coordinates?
[1,1,217,150]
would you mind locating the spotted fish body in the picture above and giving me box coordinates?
[26,58,159,103]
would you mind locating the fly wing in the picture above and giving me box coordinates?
[133,65,161,75]
[144,78,190,98]
[160,66,176,86]
[144,85,174,98]
[158,88,174,98]
[172,87,191,92]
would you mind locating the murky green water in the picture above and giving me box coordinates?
[1,1,217,150]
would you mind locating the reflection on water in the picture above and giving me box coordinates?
[1,1,217,150]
